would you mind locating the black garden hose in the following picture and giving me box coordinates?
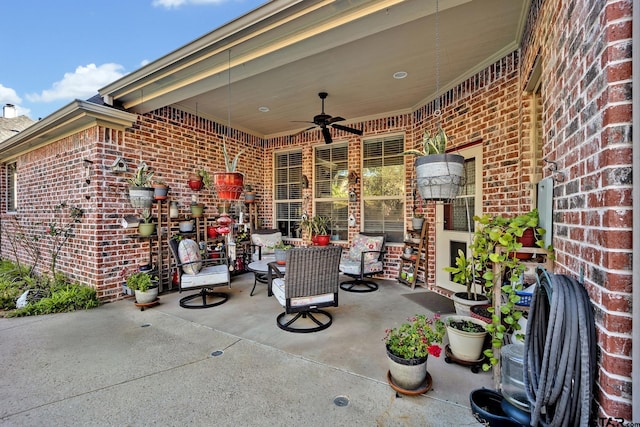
[523,271,597,426]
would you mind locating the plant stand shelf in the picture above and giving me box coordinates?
[397,220,428,289]
[491,245,553,389]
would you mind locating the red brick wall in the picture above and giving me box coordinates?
[520,0,634,420]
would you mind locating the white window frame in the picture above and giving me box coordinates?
[313,141,349,241]
[361,133,405,243]
[273,149,303,239]
[7,162,17,212]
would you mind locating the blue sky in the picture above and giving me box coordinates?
[0,0,266,121]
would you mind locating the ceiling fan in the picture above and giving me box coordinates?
[294,92,363,144]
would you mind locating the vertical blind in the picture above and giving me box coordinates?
[274,150,302,238]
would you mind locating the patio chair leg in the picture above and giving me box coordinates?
[340,279,378,293]
[180,288,229,309]
[276,309,333,333]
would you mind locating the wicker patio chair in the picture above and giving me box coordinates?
[168,237,230,309]
[339,232,386,293]
[269,245,342,333]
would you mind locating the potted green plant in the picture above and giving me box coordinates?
[411,213,424,231]
[126,271,158,304]
[138,208,155,237]
[384,314,446,390]
[244,184,256,203]
[445,315,488,362]
[403,127,464,201]
[190,201,204,218]
[127,161,155,208]
[188,168,211,191]
[152,177,169,200]
[444,249,489,316]
[312,216,331,246]
[213,142,244,200]
[271,241,292,265]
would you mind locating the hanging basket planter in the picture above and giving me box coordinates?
[213,172,244,200]
[414,154,465,202]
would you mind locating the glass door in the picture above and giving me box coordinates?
[435,144,482,293]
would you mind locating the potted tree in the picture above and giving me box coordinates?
[138,209,155,237]
[127,161,155,208]
[444,249,489,316]
[403,127,464,201]
[384,314,445,391]
[126,271,158,304]
[213,143,244,200]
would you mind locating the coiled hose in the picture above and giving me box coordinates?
[523,271,597,426]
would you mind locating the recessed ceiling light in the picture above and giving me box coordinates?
[258,106,270,112]
[393,71,408,79]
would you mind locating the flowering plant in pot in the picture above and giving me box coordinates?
[383,313,445,390]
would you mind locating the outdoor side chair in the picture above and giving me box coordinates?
[270,245,342,333]
[168,237,230,309]
[339,232,386,293]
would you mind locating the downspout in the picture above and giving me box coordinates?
[632,0,639,422]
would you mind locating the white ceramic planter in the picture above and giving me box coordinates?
[452,292,489,317]
[386,347,428,390]
[135,287,158,304]
[446,315,487,362]
[414,154,465,201]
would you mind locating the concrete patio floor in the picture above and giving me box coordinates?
[0,272,492,426]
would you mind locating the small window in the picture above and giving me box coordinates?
[362,135,405,242]
[274,150,303,238]
[314,143,348,240]
[7,162,16,212]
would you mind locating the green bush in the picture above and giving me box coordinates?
[0,259,100,317]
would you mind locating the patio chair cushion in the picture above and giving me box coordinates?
[271,277,335,308]
[339,257,383,275]
[251,231,282,256]
[180,264,229,289]
[178,239,202,275]
[347,234,384,263]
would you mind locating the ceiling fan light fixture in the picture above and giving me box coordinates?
[393,71,408,79]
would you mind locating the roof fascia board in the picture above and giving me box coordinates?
[98,0,317,100]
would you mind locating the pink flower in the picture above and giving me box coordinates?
[427,345,442,358]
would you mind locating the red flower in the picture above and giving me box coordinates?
[427,345,442,358]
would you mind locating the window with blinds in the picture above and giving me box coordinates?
[314,143,348,241]
[444,157,475,232]
[7,162,16,212]
[362,135,405,242]
[274,150,303,238]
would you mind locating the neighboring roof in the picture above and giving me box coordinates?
[0,115,36,143]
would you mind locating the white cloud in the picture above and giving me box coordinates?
[0,84,22,105]
[140,59,151,67]
[0,84,30,116]
[152,0,226,9]
[26,63,126,103]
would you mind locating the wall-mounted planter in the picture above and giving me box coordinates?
[128,186,154,209]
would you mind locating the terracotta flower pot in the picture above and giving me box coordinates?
[213,172,244,200]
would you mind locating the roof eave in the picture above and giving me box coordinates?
[0,100,138,161]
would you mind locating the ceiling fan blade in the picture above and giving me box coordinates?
[291,126,316,137]
[322,126,333,144]
[331,123,363,136]
[328,116,345,124]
